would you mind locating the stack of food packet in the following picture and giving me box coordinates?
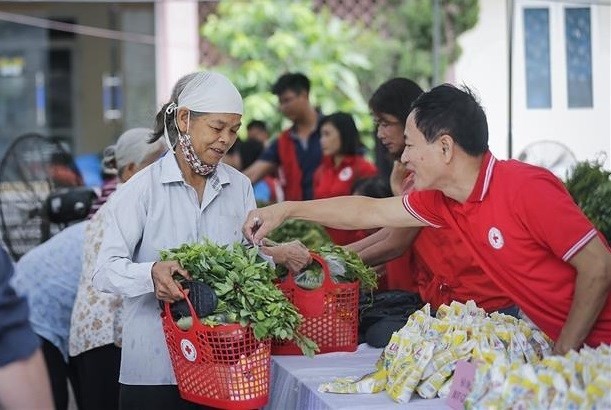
[319,300,553,403]
[465,343,611,409]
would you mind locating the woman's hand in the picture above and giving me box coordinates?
[261,240,312,273]
[151,260,191,303]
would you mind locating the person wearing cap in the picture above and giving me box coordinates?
[92,72,311,409]
[69,128,166,410]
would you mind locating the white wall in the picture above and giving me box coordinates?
[454,0,611,170]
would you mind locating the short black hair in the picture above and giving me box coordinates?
[320,112,360,156]
[271,72,310,95]
[239,138,264,169]
[247,120,267,132]
[368,78,423,126]
[411,84,488,156]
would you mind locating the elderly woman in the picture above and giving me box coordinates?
[93,72,309,409]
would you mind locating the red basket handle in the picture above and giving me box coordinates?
[282,252,336,317]
[284,252,335,291]
[162,288,198,334]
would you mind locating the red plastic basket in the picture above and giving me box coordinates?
[272,253,359,355]
[161,292,271,409]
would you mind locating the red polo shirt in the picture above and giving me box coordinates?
[313,155,377,245]
[404,151,611,346]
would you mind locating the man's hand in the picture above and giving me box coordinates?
[151,260,191,303]
[261,240,312,273]
[243,203,289,244]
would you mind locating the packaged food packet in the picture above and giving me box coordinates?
[437,373,454,399]
[547,367,569,409]
[584,373,611,409]
[514,330,539,364]
[416,361,456,399]
[497,364,537,405]
[565,384,586,409]
[386,341,435,403]
[317,368,388,394]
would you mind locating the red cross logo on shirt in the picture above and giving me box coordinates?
[488,227,504,250]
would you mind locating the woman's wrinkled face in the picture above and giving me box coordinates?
[320,122,342,157]
[178,110,242,165]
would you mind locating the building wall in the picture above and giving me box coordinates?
[0,2,155,157]
[454,0,611,171]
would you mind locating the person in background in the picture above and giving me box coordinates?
[224,138,283,204]
[348,78,423,293]
[69,128,166,410]
[93,72,311,410]
[0,243,54,410]
[246,119,270,145]
[244,84,611,354]
[313,112,378,245]
[50,151,84,187]
[12,215,87,410]
[244,72,322,201]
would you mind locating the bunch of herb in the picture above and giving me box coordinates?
[267,219,332,250]
[279,243,378,291]
[160,240,318,357]
[316,244,378,291]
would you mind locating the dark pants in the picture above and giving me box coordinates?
[497,305,520,318]
[40,337,81,410]
[119,384,215,410]
[72,344,121,410]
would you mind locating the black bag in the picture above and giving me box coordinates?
[358,290,424,348]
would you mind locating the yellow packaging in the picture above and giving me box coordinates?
[416,362,456,399]
[317,368,388,394]
[387,342,434,403]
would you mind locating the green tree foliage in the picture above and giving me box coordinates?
[368,0,479,93]
[202,0,374,140]
[201,0,479,145]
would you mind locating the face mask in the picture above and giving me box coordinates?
[164,102,216,177]
[176,131,216,176]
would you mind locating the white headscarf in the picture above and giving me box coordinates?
[178,72,243,115]
[164,72,243,153]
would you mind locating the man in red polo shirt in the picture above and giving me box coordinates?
[244,84,611,355]
[348,78,513,312]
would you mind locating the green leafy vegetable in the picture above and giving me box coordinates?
[160,240,318,357]
[268,219,332,249]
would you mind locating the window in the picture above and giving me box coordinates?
[524,8,552,108]
[565,8,593,108]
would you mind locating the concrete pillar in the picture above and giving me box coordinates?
[154,0,199,106]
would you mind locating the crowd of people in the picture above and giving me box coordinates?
[1,69,609,410]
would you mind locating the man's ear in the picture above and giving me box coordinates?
[438,134,454,161]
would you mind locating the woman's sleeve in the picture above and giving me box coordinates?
[92,186,155,298]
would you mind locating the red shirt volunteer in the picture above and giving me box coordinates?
[404,151,611,346]
[400,172,513,310]
[313,155,377,245]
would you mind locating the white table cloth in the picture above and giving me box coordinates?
[265,344,448,409]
